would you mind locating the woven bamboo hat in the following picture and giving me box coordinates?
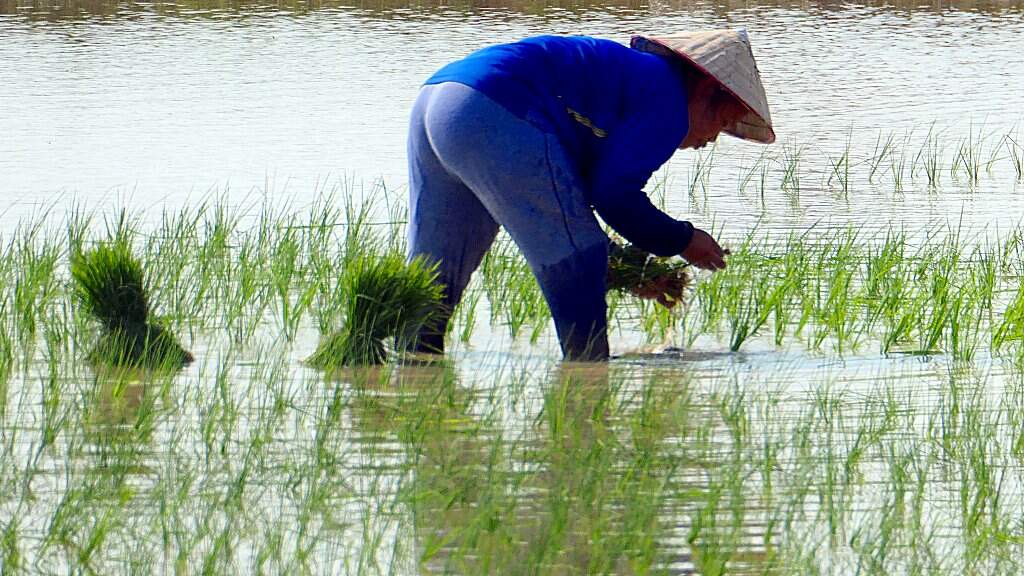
[631,29,775,144]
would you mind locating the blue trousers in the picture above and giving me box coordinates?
[407,82,610,360]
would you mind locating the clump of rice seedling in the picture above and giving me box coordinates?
[71,240,193,368]
[307,253,442,368]
[606,241,691,309]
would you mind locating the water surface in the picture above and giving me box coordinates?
[2,0,1023,234]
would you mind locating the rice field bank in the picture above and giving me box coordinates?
[3,127,1024,574]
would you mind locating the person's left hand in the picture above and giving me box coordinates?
[681,228,728,271]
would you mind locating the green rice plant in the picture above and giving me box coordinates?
[915,243,960,355]
[727,285,770,351]
[869,131,897,183]
[450,287,482,344]
[769,246,803,346]
[715,239,782,351]
[479,237,549,340]
[503,256,549,341]
[954,142,980,184]
[1006,135,1023,181]
[993,278,1024,349]
[224,236,270,343]
[738,147,770,194]
[307,253,441,368]
[779,143,804,201]
[889,135,910,192]
[808,231,862,351]
[0,325,11,411]
[72,241,148,330]
[914,124,944,187]
[689,145,717,198]
[815,263,856,351]
[267,222,318,340]
[826,132,853,199]
[11,222,61,344]
[145,204,210,330]
[71,240,193,368]
[2,518,21,574]
[952,128,987,185]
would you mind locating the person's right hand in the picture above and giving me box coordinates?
[681,228,728,271]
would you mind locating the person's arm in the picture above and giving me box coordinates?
[587,110,729,269]
[587,111,692,257]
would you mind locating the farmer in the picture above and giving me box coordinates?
[407,30,775,360]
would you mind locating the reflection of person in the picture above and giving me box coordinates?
[407,30,775,360]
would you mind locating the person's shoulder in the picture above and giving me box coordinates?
[631,58,689,143]
[518,34,625,51]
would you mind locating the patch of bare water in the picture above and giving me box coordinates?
[1,0,1022,235]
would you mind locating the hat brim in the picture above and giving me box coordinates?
[632,35,776,145]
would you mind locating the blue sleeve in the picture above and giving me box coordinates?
[586,98,693,257]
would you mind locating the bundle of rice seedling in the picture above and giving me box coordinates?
[606,241,691,309]
[71,241,193,368]
[307,253,442,369]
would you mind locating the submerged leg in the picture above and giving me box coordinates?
[532,241,610,361]
[407,84,499,353]
[421,82,610,360]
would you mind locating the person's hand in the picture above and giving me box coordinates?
[681,228,728,271]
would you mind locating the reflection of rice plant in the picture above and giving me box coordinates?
[307,253,441,368]
[72,241,193,368]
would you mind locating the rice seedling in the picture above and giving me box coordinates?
[914,124,944,188]
[826,132,853,198]
[1006,134,1023,181]
[952,126,990,186]
[869,131,897,183]
[307,253,441,368]
[71,239,193,369]
[450,287,482,344]
[688,145,717,198]
[954,140,981,185]
[889,134,910,191]
[738,147,770,194]
[779,143,803,202]
[11,220,62,345]
[606,241,691,309]
[479,236,549,341]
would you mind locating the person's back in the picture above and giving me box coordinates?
[426,35,688,174]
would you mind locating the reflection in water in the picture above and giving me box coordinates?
[316,355,1024,573]
[80,366,176,473]
[339,359,773,573]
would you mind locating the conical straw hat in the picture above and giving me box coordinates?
[631,29,775,144]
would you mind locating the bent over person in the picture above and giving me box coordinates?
[407,30,775,360]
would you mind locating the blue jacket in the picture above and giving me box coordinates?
[426,35,694,256]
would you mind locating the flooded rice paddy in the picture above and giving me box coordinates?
[3,0,1024,573]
